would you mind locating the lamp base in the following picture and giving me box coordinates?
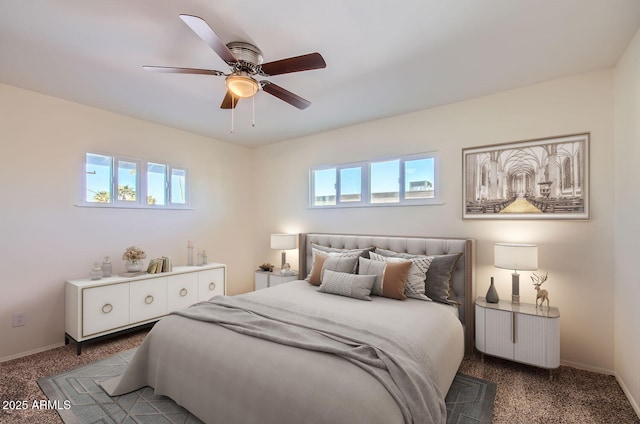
[511,272,520,304]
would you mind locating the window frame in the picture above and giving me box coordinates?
[309,152,440,208]
[80,152,191,210]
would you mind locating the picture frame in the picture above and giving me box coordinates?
[462,133,589,220]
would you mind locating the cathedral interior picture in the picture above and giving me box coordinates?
[463,133,589,219]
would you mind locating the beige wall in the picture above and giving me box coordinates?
[614,28,640,414]
[253,70,616,373]
[0,84,256,360]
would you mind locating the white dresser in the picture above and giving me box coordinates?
[475,297,560,378]
[65,263,225,354]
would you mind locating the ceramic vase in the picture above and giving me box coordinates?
[486,277,499,303]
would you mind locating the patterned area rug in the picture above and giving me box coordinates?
[38,349,495,423]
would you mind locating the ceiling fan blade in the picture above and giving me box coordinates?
[261,81,311,109]
[260,52,326,76]
[220,90,239,109]
[143,66,225,76]
[179,14,237,64]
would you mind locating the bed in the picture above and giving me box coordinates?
[102,233,474,424]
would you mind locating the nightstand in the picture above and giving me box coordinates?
[475,297,560,379]
[254,269,298,290]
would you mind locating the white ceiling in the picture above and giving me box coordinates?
[1,1,639,147]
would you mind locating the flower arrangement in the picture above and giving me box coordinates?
[122,246,147,263]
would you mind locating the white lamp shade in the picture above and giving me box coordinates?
[494,243,538,271]
[270,234,297,250]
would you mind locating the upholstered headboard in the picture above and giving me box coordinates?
[299,233,474,355]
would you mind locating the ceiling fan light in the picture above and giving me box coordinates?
[226,74,259,98]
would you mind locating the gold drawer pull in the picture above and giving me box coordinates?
[209,282,216,291]
[102,303,113,314]
[180,288,188,297]
[145,295,154,305]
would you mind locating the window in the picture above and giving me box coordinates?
[310,152,439,208]
[82,153,189,209]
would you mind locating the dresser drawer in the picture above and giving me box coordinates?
[82,283,130,337]
[198,268,225,301]
[167,273,199,311]
[130,277,167,324]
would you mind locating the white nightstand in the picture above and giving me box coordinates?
[255,269,298,290]
[475,297,560,379]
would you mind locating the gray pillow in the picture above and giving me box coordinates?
[318,269,376,301]
[424,253,462,305]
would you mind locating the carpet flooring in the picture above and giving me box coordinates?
[36,348,494,424]
[2,329,639,424]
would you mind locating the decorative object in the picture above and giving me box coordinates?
[187,240,194,266]
[101,256,112,277]
[122,246,146,272]
[89,263,103,280]
[462,133,589,220]
[494,243,538,304]
[271,233,297,269]
[531,272,550,308]
[485,277,499,303]
[259,263,274,272]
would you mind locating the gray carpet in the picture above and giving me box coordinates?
[38,348,495,424]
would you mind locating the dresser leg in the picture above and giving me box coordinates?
[549,369,554,381]
[76,343,82,355]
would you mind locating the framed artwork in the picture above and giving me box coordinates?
[462,133,589,220]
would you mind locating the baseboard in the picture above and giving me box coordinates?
[616,374,640,419]
[559,359,615,375]
[0,342,64,363]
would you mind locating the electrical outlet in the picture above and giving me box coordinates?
[12,312,25,327]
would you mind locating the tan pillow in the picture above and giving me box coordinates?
[358,257,411,300]
[306,253,360,286]
[306,254,328,286]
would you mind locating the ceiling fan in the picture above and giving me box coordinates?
[144,14,326,110]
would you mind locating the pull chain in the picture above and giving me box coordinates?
[230,96,235,133]
[252,95,255,127]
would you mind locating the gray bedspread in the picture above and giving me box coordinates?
[101,282,461,424]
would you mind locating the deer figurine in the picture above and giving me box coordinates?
[531,272,549,308]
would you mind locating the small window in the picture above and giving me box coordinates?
[81,153,189,209]
[147,163,167,206]
[339,167,362,203]
[312,168,337,206]
[310,152,439,208]
[370,159,400,204]
[404,157,435,200]
[116,159,138,203]
[171,168,188,205]
[85,153,113,204]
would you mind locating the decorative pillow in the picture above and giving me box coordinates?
[310,244,374,273]
[358,257,411,300]
[374,248,462,304]
[424,253,462,305]
[306,252,360,286]
[318,269,376,301]
[369,251,433,301]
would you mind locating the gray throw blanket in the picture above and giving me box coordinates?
[172,296,445,424]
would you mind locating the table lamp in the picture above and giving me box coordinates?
[494,243,538,304]
[270,234,297,270]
